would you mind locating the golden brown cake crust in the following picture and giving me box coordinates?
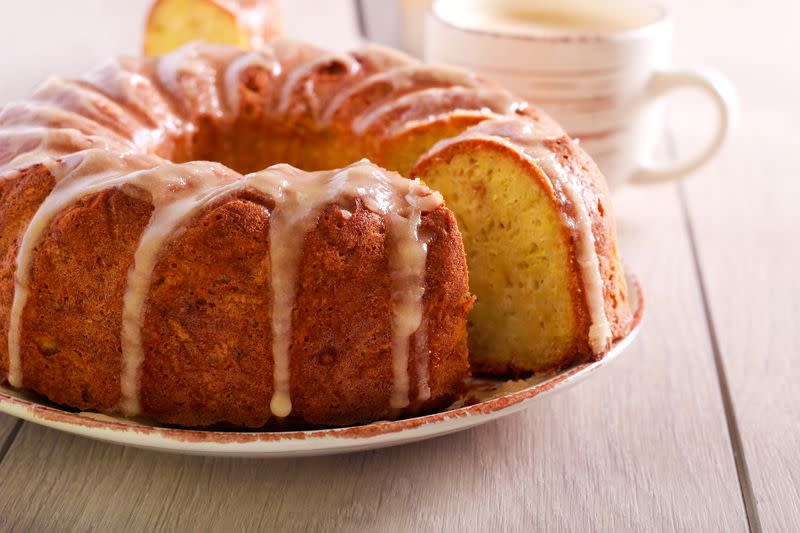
[20,187,153,411]
[140,192,274,427]
[0,165,471,428]
[288,203,471,427]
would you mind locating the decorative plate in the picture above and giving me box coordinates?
[0,272,643,458]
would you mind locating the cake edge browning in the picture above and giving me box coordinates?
[545,136,633,348]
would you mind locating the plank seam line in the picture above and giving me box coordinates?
[354,0,367,38]
[678,182,762,533]
[0,419,23,467]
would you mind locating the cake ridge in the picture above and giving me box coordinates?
[241,159,443,415]
[31,78,151,143]
[7,149,166,387]
[364,86,524,138]
[0,102,130,145]
[319,63,478,124]
[0,127,132,171]
[223,47,283,113]
[275,50,363,118]
[80,66,166,130]
[118,162,244,415]
[154,41,241,121]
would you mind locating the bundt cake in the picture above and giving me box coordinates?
[0,38,631,428]
[144,0,283,56]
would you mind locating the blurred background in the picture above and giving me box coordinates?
[0,0,794,190]
[0,0,358,101]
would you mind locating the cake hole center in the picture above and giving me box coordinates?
[171,119,372,175]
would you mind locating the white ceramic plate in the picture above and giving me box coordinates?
[0,272,642,458]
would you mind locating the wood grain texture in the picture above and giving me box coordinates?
[667,1,800,530]
[0,183,748,532]
[0,415,19,453]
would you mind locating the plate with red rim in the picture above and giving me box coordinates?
[0,272,643,458]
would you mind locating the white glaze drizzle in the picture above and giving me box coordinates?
[31,77,153,146]
[320,64,480,124]
[421,118,613,354]
[0,127,131,169]
[155,43,238,121]
[0,101,130,144]
[84,58,186,147]
[412,226,436,404]
[386,210,424,408]
[6,149,164,386]
[223,47,283,114]
[386,109,497,140]
[242,160,442,416]
[552,164,612,354]
[275,52,362,118]
[351,86,521,135]
[118,162,241,415]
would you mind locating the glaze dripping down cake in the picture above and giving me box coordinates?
[0,39,631,428]
[0,154,471,427]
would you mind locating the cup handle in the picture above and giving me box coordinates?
[630,67,737,185]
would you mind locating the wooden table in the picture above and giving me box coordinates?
[0,1,796,531]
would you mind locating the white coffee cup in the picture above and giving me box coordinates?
[425,0,736,188]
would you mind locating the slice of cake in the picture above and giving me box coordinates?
[412,116,632,375]
[144,0,282,56]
